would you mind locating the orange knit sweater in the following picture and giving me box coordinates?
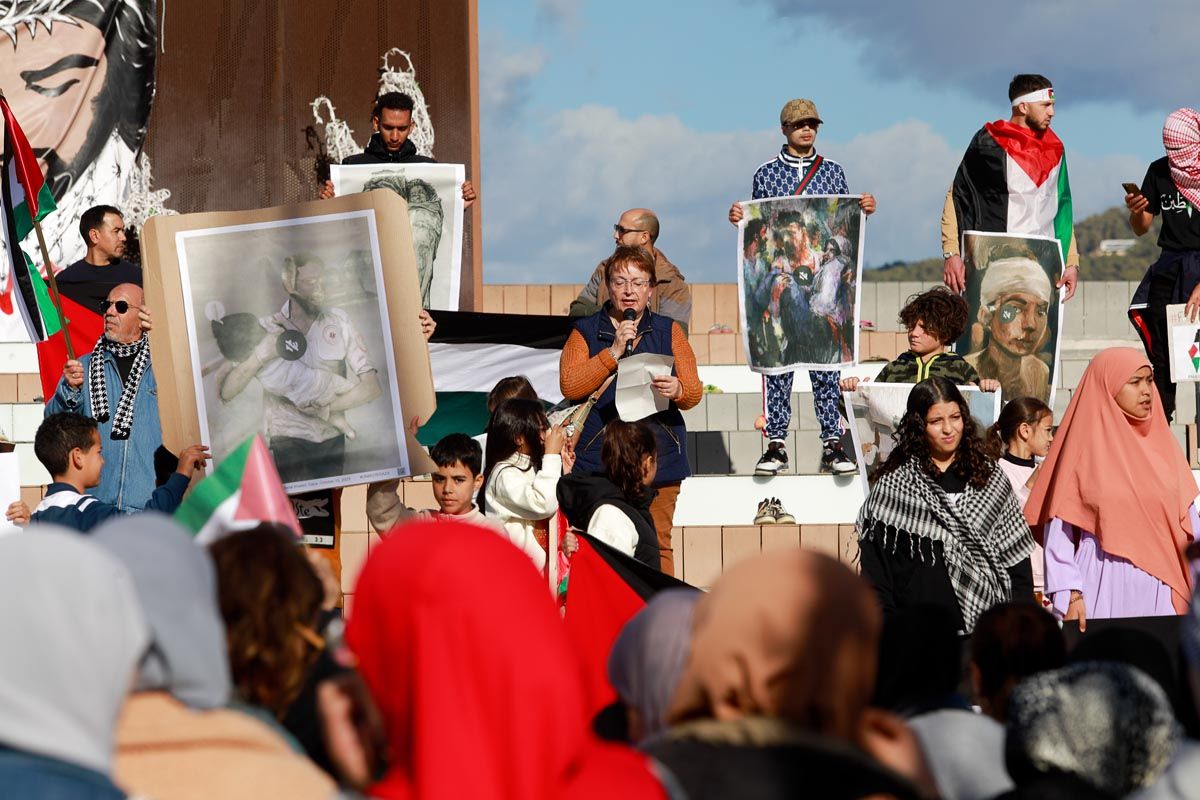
[559,321,702,410]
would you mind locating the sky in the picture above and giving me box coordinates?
[477,0,1190,283]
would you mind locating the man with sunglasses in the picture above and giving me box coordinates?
[569,208,693,331]
[53,205,143,314]
[48,283,174,512]
[729,98,876,476]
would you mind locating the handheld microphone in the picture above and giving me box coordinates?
[622,308,636,356]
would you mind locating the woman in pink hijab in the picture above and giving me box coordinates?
[1126,107,1200,422]
[1025,348,1196,627]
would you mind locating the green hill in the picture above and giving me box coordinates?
[865,206,1162,282]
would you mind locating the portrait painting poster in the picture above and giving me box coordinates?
[141,190,438,493]
[331,163,465,312]
[844,383,1002,493]
[736,195,864,374]
[956,231,1064,409]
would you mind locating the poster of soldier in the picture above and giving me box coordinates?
[737,195,864,374]
[331,163,465,311]
[175,210,410,494]
[957,231,1064,407]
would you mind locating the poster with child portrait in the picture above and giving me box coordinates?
[736,195,864,374]
[956,231,1064,408]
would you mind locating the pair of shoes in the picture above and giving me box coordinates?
[754,441,789,475]
[821,442,857,474]
[753,497,796,525]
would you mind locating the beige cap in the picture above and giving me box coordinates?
[780,98,823,125]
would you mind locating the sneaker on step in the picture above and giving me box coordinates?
[772,498,795,524]
[753,498,777,525]
[821,442,857,474]
[754,441,789,475]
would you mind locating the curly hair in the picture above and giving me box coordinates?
[601,419,657,502]
[873,377,995,489]
[209,526,324,717]
[898,287,970,345]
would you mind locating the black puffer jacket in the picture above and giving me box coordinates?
[342,134,436,165]
[557,472,660,569]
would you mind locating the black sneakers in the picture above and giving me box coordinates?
[821,442,857,474]
[754,441,789,475]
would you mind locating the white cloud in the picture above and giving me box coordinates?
[481,106,1149,284]
[479,32,548,120]
[752,0,1193,112]
[536,0,583,32]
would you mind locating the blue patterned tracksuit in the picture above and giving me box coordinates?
[752,147,849,443]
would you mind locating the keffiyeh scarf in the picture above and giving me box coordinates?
[1163,108,1200,211]
[856,459,1033,631]
[89,335,150,440]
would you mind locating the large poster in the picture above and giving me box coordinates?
[331,163,464,311]
[957,231,1064,407]
[737,195,864,373]
[141,191,438,495]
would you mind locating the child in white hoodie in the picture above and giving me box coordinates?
[479,398,566,571]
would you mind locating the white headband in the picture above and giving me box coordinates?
[1012,88,1054,107]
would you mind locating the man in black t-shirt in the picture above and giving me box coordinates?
[1126,108,1200,421]
[54,205,143,314]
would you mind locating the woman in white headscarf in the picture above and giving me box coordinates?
[96,515,335,800]
[0,528,148,799]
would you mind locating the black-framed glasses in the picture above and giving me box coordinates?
[614,224,647,237]
[100,300,135,314]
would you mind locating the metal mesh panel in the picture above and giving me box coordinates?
[146,0,477,306]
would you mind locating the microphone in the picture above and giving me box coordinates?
[622,308,636,356]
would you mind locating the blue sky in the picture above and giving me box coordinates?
[477,0,1187,283]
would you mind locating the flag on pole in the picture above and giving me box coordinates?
[175,435,302,544]
[0,95,58,342]
[419,310,574,445]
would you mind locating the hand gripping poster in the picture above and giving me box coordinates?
[737,195,864,373]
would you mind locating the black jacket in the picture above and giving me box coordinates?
[342,134,436,165]
[557,472,660,569]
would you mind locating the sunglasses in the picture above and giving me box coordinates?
[100,300,136,314]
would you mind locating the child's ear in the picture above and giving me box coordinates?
[1017,422,1032,441]
[69,447,83,470]
[472,473,484,492]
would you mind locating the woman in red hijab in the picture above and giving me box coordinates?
[1025,348,1196,627]
[345,519,668,800]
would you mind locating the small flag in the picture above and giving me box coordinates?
[1191,330,1200,373]
[175,435,302,544]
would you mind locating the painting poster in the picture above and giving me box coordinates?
[331,163,464,311]
[957,231,1064,408]
[737,195,864,373]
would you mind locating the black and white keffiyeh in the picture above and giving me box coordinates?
[88,335,150,441]
[856,458,1033,631]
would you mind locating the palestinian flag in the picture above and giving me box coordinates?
[951,119,1073,262]
[563,533,694,714]
[0,96,59,343]
[418,310,575,445]
[175,435,302,544]
[35,292,104,402]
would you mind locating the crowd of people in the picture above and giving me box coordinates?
[9,64,1200,798]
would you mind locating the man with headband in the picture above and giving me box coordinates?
[965,256,1053,402]
[1126,108,1200,422]
[941,75,1079,304]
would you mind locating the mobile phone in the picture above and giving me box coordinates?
[1122,182,1140,195]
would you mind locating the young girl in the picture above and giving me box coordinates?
[479,398,565,571]
[987,398,1054,601]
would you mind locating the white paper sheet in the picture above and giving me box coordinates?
[615,353,675,421]
[0,453,21,535]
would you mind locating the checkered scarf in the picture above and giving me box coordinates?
[857,458,1033,631]
[88,334,150,441]
[1163,108,1200,211]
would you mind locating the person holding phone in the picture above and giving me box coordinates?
[1127,108,1200,423]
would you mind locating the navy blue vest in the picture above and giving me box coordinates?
[572,308,690,484]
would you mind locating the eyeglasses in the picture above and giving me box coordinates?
[610,278,651,289]
[785,119,820,131]
[293,621,326,652]
[100,300,137,314]
[613,224,647,237]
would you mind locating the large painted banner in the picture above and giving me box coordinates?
[737,195,864,373]
[331,163,464,311]
[957,230,1064,408]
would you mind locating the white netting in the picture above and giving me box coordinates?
[310,96,361,165]
[121,151,177,231]
[378,48,435,157]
